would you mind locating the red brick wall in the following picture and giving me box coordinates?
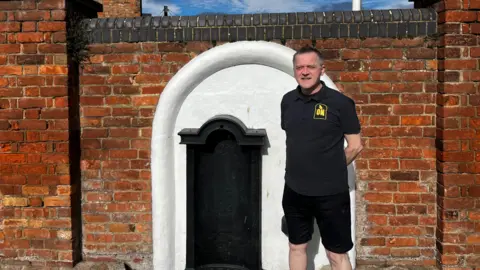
[98,0,141,18]
[78,38,438,267]
[0,0,74,268]
[431,0,480,268]
[322,37,439,266]
[79,42,196,264]
[2,0,478,268]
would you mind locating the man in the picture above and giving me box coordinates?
[280,46,363,270]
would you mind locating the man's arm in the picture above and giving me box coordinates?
[344,133,363,165]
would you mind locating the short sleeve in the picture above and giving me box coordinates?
[340,97,361,134]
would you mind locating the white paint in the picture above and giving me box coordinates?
[352,0,362,11]
[151,41,357,270]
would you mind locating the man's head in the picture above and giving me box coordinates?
[293,46,325,91]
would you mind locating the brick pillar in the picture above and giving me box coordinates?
[0,0,88,267]
[98,0,141,18]
[414,0,480,268]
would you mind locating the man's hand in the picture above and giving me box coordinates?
[344,133,363,165]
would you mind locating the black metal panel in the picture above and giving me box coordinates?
[179,115,265,270]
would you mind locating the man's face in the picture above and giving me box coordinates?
[294,52,325,90]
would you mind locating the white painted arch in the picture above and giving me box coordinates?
[151,41,356,269]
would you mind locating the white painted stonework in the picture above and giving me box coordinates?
[151,41,357,270]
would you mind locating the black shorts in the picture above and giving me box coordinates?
[282,183,353,254]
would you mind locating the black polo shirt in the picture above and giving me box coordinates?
[281,81,361,197]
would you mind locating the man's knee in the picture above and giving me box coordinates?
[326,250,349,265]
[289,242,307,254]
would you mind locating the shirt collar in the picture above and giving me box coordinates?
[294,80,329,102]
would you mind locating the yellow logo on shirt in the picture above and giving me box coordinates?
[314,103,328,120]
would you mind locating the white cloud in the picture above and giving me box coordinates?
[191,0,318,13]
[142,0,181,16]
[378,2,414,9]
[232,0,318,13]
[365,0,414,9]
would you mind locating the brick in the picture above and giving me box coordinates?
[0,175,27,185]
[445,11,477,22]
[112,65,140,74]
[361,83,391,93]
[24,229,50,239]
[38,0,65,10]
[18,98,46,108]
[0,22,21,32]
[42,153,68,163]
[369,159,398,170]
[0,109,23,119]
[39,65,67,75]
[402,71,433,81]
[390,249,420,257]
[40,86,67,96]
[113,86,140,95]
[110,128,138,138]
[406,48,435,59]
[401,116,433,126]
[83,85,111,95]
[362,105,391,115]
[17,32,44,43]
[364,193,393,203]
[163,53,190,63]
[392,83,423,93]
[18,76,46,86]
[134,74,163,84]
[109,223,135,233]
[370,94,399,104]
[17,164,47,174]
[0,44,21,53]
[112,43,141,53]
[444,59,477,70]
[16,11,50,21]
[131,96,159,106]
[38,21,65,32]
[86,192,112,202]
[44,196,70,207]
[22,186,49,195]
[38,44,65,53]
[41,108,68,119]
[393,61,424,70]
[104,55,135,63]
[371,49,403,59]
[0,154,26,163]
[3,197,28,206]
[83,107,111,117]
[42,175,69,185]
[0,66,22,75]
[143,64,169,74]
[0,131,24,141]
[467,186,480,197]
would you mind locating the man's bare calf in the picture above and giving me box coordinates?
[288,242,307,270]
[326,250,352,270]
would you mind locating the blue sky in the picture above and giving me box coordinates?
[142,0,414,16]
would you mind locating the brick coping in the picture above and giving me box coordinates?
[81,8,437,43]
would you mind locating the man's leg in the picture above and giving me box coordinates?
[282,184,313,270]
[289,242,308,270]
[314,191,354,270]
[326,251,351,270]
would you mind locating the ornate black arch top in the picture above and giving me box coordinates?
[178,114,267,146]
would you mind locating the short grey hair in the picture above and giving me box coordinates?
[293,45,324,65]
